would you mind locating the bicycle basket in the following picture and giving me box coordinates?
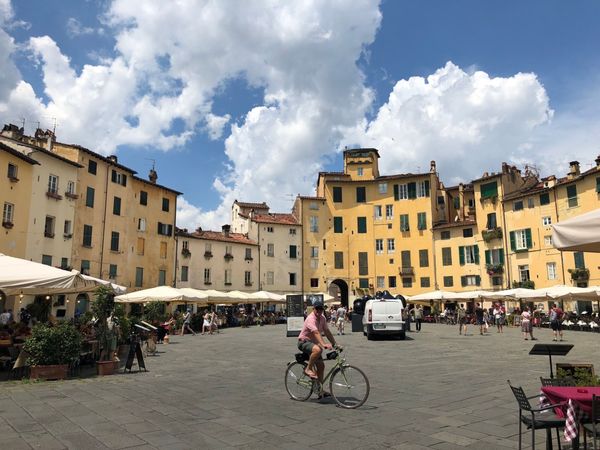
[326,351,338,360]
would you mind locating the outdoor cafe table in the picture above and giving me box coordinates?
[541,386,600,447]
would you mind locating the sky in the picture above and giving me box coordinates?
[1,0,600,231]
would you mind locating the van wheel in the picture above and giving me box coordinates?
[398,331,406,340]
[367,331,374,341]
[363,330,366,336]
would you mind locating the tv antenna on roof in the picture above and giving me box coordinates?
[146,158,156,170]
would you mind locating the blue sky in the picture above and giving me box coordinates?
[1,0,600,229]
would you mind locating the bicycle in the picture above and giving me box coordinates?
[284,347,369,409]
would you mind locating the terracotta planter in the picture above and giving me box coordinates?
[96,360,117,376]
[30,364,69,380]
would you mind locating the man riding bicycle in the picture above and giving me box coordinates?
[297,298,338,386]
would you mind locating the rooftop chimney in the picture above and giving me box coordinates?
[195,227,202,233]
[149,168,157,184]
[430,160,436,173]
[596,155,600,168]
[222,224,231,237]
[568,160,580,179]
[107,155,118,164]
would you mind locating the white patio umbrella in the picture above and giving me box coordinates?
[535,285,599,301]
[408,290,462,302]
[248,291,286,303]
[80,274,127,294]
[217,290,252,305]
[450,290,489,300]
[552,208,600,252]
[481,288,547,301]
[0,253,99,295]
[114,286,206,304]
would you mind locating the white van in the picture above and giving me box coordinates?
[362,298,405,340]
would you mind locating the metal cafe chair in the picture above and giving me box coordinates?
[508,380,566,450]
[540,377,576,387]
[583,394,600,450]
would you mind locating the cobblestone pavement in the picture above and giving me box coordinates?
[1,322,599,449]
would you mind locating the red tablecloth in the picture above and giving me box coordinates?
[541,386,600,441]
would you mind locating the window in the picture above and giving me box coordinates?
[267,243,274,257]
[66,181,75,196]
[385,204,393,220]
[334,251,344,269]
[333,217,343,233]
[135,267,144,287]
[514,200,524,211]
[486,213,497,230]
[443,276,453,287]
[542,216,552,226]
[357,167,363,176]
[158,270,166,286]
[182,240,189,251]
[2,202,14,224]
[60,259,69,270]
[309,202,318,210]
[567,185,578,208]
[379,183,387,194]
[111,170,127,186]
[7,163,18,179]
[417,212,427,230]
[204,268,211,284]
[527,197,535,208]
[88,160,97,175]
[357,217,367,233]
[137,237,145,255]
[442,247,452,266]
[138,218,146,232]
[266,271,274,285]
[480,181,498,199]
[459,245,479,265]
[245,248,253,260]
[375,239,384,255]
[157,222,173,236]
[289,245,297,259]
[544,235,553,247]
[110,232,120,251]
[44,216,55,238]
[510,229,533,251]
[397,184,408,200]
[461,275,481,287]
[518,264,530,282]
[310,216,318,232]
[225,245,232,257]
[492,276,503,287]
[441,230,451,240]
[400,214,409,232]
[41,254,52,266]
[81,260,90,275]
[289,228,296,235]
[463,228,473,238]
[160,242,167,259]
[113,196,121,215]
[140,190,148,205]
[374,205,382,220]
[63,220,72,236]
[358,252,368,276]
[388,276,397,288]
[245,271,252,285]
[310,246,318,258]
[86,186,95,207]
[417,180,430,197]
[310,278,319,288]
[597,177,600,194]
[109,264,118,279]
[407,182,417,199]
[401,250,411,269]
[402,277,412,288]
[205,243,212,254]
[332,186,342,203]
[289,273,297,286]
[540,192,550,205]
[48,174,58,194]
[376,276,385,289]
[485,248,504,265]
[419,249,429,267]
[359,278,369,289]
[224,269,232,285]
[574,252,585,269]
[547,262,557,280]
[162,198,170,212]
[356,186,366,203]
[387,239,395,253]
[468,198,475,209]
[453,197,460,209]
[420,277,431,288]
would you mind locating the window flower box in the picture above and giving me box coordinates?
[482,227,503,242]
[224,253,234,261]
[181,248,191,258]
[568,268,590,282]
[46,191,63,200]
[204,251,213,258]
[486,263,504,276]
[65,192,79,199]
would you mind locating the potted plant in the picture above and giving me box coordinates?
[91,286,118,375]
[24,322,82,380]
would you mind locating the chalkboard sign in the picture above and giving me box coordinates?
[124,335,147,373]
[286,294,304,337]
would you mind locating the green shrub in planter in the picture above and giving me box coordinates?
[24,323,82,366]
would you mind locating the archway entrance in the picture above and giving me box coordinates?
[329,279,349,308]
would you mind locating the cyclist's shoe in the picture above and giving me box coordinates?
[318,391,332,399]
[304,368,318,379]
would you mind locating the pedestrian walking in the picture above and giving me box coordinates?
[549,303,564,341]
[474,303,485,335]
[336,305,346,335]
[493,303,505,333]
[411,304,424,332]
[181,308,196,336]
[457,304,468,335]
[521,306,536,340]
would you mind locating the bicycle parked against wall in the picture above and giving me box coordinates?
[284,346,369,409]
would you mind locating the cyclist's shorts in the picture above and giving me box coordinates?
[298,340,316,355]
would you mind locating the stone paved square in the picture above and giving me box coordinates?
[1,323,599,449]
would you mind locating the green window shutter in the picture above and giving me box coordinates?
[407,182,417,199]
[525,228,533,249]
[539,192,550,205]
[333,217,343,233]
[459,246,465,265]
[485,250,491,265]
[424,180,430,197]
[566,185,577,198]
[509,231,516,252]
[474,245,480,264]
[499,249,504,264]
[453,197,460,209]
[332,187,342,203]
[461,276,466,287]
[574,252,585,269]
[357,217,367,233]
[475,275,481,286]
[596,177,600,193]
[393,184,399,201]
[480,181,498,199]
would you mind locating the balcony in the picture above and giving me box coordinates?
[399,266,414,276]
[8,175,19,183]
[513,280,535,289]
[482,227,503,242]
[44,231,55,238]
[2,221,13,229]
[245,282,253,287]
[46,190,63,200]
[204,251,213,258]
[486,263,504,276]
[245,256,253,261]
[224,253,234,261]
[65,192,79,199]
[181,248,191,258]
[63,233,72,239]
[568,268,590,282]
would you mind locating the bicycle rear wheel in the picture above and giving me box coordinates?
[329,365,369,409]
[285,362,314,401]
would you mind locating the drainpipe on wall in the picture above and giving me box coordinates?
[553,187,566,284]
[99,164,110,279]
[500,180,511,289]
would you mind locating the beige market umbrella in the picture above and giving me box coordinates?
[114,286,206,304]
[552,208,600,252]
[80,274,127,294]
[248,291,286,303]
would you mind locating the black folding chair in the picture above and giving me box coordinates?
[540,377,576,387]
[508,380,566,450]
[583,394,600,450]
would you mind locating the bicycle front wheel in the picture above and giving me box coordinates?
[285,362,314,401]
[329,365,370,409]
